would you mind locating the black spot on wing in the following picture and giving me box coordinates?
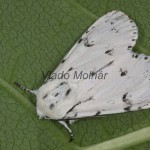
[122,92,128,102]
[60,82,67,86]
[78,38,83,43]
[86,96,93,101]
[55,93,59,97]
[66,88,71,96]
[124,106,131,111]
[84,38,94,47]
[132,39,136,41]
[144,57,148,60]
[121,71,127,76]
[50,103,54,109]
[120,68,128,76]
[122,92,132,109]
[105,49,114,56]
[43,94,48,99]
[94,111,101,116]
[61,59,66,63]
[135,55,139,58]
[127,46,132,50]
[132,54,140,59]
[115,30,119,33]
[111,27,116,31]
[84,43,94,47]
[74,113,77,117]
[68,67,73,72]
[85,30,89,34]
[108,60,114,66]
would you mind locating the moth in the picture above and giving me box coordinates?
[15,10,150,141]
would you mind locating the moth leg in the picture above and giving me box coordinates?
[58,121,73,142]
[69,120,77,124]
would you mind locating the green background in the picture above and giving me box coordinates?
[0,0,150,149]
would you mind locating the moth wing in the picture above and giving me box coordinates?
[63,53,150,119]
[49,11,150,119]
[54,10,138,74]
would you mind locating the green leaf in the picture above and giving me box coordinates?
[0,0,150,150]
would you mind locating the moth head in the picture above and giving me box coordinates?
[14,81,74,119]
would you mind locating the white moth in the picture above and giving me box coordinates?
[15,10,150,141]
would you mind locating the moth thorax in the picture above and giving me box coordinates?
[36,81,74,119]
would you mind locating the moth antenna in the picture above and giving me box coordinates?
[14,82,38,95]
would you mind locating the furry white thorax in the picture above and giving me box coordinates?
[36,80,77,120]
